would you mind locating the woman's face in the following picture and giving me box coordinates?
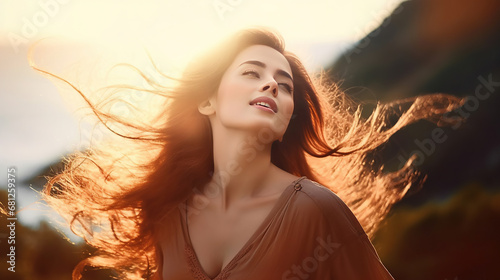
[207,44,295,141]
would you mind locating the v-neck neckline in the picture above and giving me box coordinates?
[181,176,307,280]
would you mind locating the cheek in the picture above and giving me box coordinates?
[273,97,294,132]
[216,78,248,108]
[282,97,295,120]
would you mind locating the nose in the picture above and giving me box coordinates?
[261,80,278,96]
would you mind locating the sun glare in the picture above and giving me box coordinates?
[2,0,404,69]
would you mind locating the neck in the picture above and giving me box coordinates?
[208,125,277,211]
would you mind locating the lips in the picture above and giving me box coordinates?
[249,96,278,113]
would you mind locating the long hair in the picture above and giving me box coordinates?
[34,28,465,279]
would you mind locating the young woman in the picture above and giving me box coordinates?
[39,28,464,279]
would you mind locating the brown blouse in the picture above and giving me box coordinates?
[159,176,395,280]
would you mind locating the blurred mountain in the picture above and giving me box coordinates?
[329,1,500,279]
[0,190,114,280]
[329,0,500,205]
[24,158,66,191]
[373,182,500,280]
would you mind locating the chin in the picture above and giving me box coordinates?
[218,116,284,137]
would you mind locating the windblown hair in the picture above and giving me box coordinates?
[34,28,464,279]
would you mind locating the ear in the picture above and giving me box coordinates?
[198,98,216,116]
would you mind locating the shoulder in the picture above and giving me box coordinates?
[292,178,367,238]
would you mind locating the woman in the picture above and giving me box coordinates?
[38,28,464,279]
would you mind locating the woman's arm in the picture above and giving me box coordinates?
[301,180,395,279]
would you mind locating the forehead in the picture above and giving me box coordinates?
[229,45,292,77]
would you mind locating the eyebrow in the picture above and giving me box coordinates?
[239,60,293,82]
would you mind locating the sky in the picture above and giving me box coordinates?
[0,0,404,232]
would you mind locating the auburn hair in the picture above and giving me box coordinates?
[32,28,464,279]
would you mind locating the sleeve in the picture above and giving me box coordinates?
[327,232,395,279]
[302,180,395,280]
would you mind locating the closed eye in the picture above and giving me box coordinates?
[279,83,293,94]
[242,70,260,78]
